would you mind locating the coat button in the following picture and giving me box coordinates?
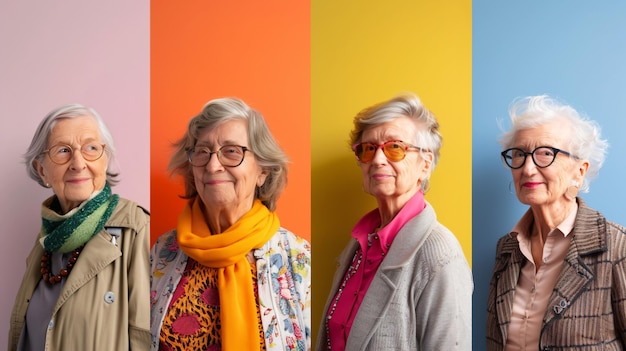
[48,319,54,329]
[104,291,115,304]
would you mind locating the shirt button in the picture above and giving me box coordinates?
[531,286,536,293]
[543,257,548,263]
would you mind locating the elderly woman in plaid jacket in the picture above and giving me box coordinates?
[486,95,626,351]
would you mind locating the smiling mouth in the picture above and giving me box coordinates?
[205,180,231,185]
[66,178,89,183]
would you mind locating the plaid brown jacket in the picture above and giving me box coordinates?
[486,198,626,351]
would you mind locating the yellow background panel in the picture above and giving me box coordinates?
[311,1,472,345]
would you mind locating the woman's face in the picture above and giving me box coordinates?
[35,116,109,213]
[510,120,588,208]
[192,119,267,215]
[359,116,433,208]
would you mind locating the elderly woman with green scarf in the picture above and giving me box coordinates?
[9,104,151,351]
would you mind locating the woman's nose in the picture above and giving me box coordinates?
[520,155,537,175]
[205,152,224,171]
[371,147,387,164]
[68,150,87,170]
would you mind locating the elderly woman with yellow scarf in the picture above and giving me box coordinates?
[150,97,311,351]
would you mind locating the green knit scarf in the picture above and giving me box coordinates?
[39,183,119,253]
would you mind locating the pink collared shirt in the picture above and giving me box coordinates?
[326,191,426,350]
[505,207,577,350]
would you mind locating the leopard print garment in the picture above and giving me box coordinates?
[159,258,265,351]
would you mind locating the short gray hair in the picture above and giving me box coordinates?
[349,92,443,181]
[499,95,608,193]
[169,97,289,211]
[24,104,119,187]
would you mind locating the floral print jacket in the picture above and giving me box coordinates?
[150,228,311,351]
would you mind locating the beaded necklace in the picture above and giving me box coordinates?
[40,246,84,285]
[324,246,363,350]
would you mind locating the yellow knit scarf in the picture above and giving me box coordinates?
[177,197,279,350]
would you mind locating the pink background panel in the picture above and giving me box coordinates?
[0,1,150,345]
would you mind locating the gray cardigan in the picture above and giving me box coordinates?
[316,202,473,351]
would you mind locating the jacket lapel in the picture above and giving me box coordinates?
[543,199,605,326]
[542,251,593,325]
[53,230,121,313]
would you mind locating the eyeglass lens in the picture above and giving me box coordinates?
[189,145,247,167]
[503,147,559,169]
[355,141,409,163]
[47,144,105,165]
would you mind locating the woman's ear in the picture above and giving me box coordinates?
[34,159,48,185]
[575,159,589,185]
[419,151,434,179]
[257,167,269,187]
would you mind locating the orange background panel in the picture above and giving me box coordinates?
[150,1,311,244]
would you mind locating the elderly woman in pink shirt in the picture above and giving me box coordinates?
[486,95,626,350]
[316,93,473,351]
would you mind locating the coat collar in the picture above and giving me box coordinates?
[568,198,607,256]
[494,198,607,267]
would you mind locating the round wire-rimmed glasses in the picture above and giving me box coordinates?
[187,145,251,167]
[43,143,106,165]
[352,140,422,163]
[501,146,575,169]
